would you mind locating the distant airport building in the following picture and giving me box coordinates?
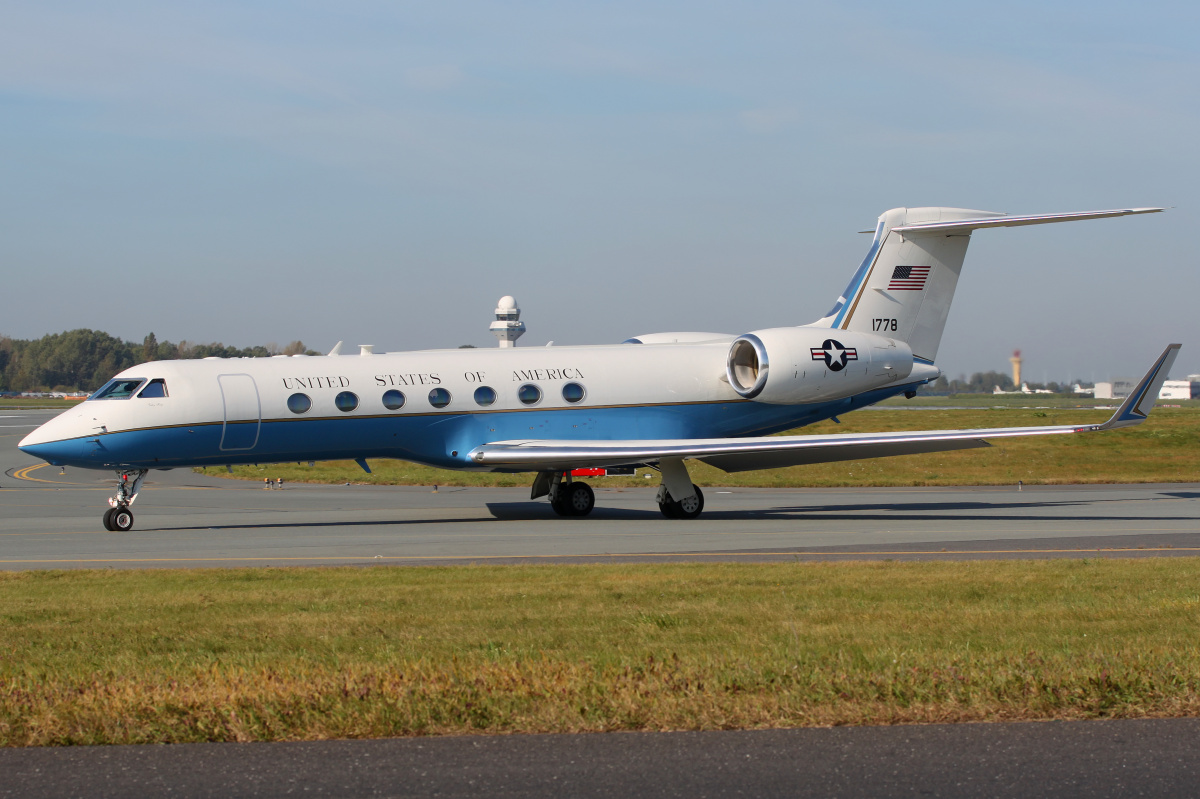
[1159,380,1199,400]
[1094,380,1135,399]
[1095,378,1197,400]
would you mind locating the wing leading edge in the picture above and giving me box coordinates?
[468,344,1181,473]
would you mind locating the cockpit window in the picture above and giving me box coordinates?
[137,379,169,399]
[90,378,146,400]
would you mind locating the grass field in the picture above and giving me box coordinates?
[199,407,1200,488]
[0,399,85,409]
[4,561,1200,746]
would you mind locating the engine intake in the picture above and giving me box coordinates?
[726,334,769,398]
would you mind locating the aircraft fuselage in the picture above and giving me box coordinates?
[19,330,924,473]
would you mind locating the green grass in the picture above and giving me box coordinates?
[879,394,1200,409]
[4,561,1200,745]
[0,399,86,409]
[198,407,1200,488]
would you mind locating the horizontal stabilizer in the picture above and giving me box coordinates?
[468,345,1180,473]
[891,208,1164,235]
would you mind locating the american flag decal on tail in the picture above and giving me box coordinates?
[888,265,931,291]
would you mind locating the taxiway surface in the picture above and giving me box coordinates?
[4,409,1199,569]
[6,718,1200,799]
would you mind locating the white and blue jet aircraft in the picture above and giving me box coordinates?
[20,206,1180,531]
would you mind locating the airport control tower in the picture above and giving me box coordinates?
[489,295,526,347]
[1010,350,1023,386]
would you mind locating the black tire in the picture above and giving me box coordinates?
[111,507,135,532]
[102,508,117,531]
[550,491,572,516]
[674,485,704,519]
[564,482,595,517]
[659,485,704,520]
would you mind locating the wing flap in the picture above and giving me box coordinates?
[700,438,990,472]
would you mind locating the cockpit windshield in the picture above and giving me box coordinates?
[89,378,146,400]
[137,379,169,398]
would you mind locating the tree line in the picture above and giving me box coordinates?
[0,330,316,393]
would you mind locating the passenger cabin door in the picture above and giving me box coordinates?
[218,374,261,451]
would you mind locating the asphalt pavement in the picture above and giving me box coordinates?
[4,719,1200,798]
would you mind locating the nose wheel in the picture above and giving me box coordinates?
[103,470,147,531]
[103,506,135,532]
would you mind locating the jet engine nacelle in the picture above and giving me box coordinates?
[726,327,914,404]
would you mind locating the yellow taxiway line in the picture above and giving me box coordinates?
[11,463,58,483]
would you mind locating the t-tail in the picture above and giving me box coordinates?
[811,206,1164,364]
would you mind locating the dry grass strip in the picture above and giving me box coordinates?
[3,560,1200,745]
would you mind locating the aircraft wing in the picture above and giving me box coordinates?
[468,344,1180,473]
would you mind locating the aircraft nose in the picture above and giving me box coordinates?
[16,439,55,463]
[18,411,98,465]
[19,418,67,449]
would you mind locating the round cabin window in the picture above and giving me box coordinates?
[382,389,406,410]
[287,393,312,414]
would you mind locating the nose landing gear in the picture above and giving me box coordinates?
[103,470,147,531]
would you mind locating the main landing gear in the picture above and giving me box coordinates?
[530,471,597,517]
[657,485,705,519]
[530,458,706,520]
[103,470,147,531]
[654,458,704,519]
[552,481,595,517]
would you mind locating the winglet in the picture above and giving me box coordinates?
[1098,344,1182,430]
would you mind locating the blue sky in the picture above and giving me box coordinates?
[2,1,1197,381]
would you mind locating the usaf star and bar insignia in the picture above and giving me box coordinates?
[810,339,858,372]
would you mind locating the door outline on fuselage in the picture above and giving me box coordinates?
[218,374,261,451]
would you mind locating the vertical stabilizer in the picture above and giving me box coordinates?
[810,207,998,363]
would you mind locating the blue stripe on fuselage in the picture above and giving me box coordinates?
[21,382,922,471]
